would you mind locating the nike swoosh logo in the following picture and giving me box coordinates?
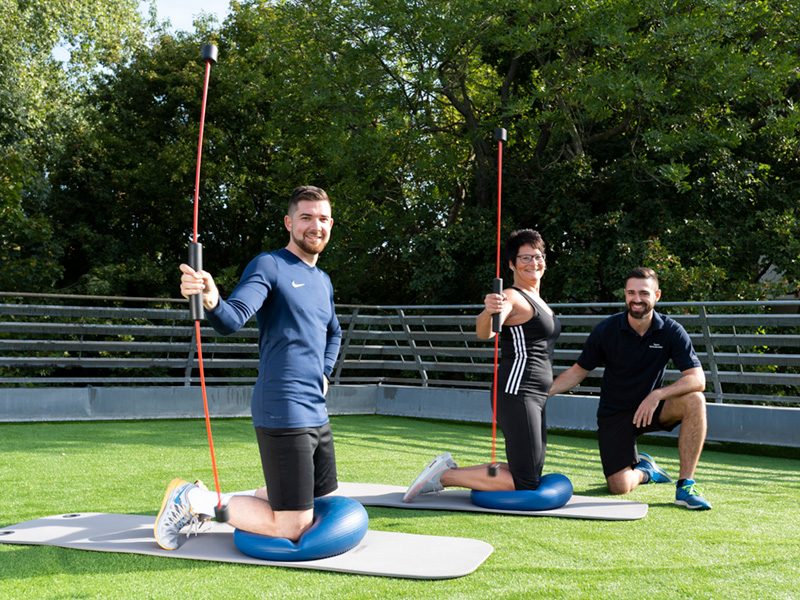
[292,281,306,288]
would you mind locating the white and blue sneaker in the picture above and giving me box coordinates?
[675,479,712,510]
[635,453,673,484]
[154,478,201,550]
[403,453,457,503]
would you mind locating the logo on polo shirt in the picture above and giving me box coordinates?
[649,343,663,349]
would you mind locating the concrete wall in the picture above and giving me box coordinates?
[1,384,798,448]
[367,386,800,447]
[0,386,253,421]
[0,385,376,421]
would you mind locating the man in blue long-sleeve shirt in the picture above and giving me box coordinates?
[155,186,343,549]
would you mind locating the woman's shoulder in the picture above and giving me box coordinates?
[504,286,533,307]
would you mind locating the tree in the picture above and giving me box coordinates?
[42,0,800,305]
[0,0,144,292]
[48,1,449,301]
[275,0,800,303]
[472,0,800,302]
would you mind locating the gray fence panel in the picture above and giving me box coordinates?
[1,295,799,405]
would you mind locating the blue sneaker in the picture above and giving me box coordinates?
[675,479,712,510]
[635,453,673,484]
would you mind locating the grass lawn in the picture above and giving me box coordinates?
[1,415,799,600]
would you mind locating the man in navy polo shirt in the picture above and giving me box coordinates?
[549,267,711,510]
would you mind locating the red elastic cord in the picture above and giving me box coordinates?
[193,61,211,245]
[491,137,504,466]
[193,58,224,509]
[195,322,223,506]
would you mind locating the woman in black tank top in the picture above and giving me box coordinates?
[403,230,561,502]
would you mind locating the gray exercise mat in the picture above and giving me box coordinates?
[0,512,492,580]
[336,482,648,520]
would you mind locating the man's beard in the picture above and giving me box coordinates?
[293,230,328,255]
[627,302,651,319]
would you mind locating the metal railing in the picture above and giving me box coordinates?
[1,293,799,405]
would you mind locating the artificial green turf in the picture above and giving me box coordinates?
[1,415,798,600]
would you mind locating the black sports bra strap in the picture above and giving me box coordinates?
[511,286,554,318]
[510,286,540,316]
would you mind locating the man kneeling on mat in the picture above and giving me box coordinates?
[404,230,561,502]
[155,186,342,550]
[549,267,711,510]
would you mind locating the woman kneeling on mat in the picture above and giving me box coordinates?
[404,229,561,502]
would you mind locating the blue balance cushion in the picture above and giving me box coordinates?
[470,473,573,511]
[233,496,369,561]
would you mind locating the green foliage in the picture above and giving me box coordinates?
[484,0,800,302]
[0,0,144,293]
[0,149,63,291]
[7,0,800,303]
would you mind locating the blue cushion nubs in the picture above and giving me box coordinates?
[233,496,369,561]
[470,473,573,511]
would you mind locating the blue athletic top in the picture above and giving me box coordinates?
[205,248,342,428]
[577,311,701,417]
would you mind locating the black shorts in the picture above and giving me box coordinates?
[596,401,680,478]
[255,422,338,512]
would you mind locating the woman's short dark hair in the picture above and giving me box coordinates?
[505,229,545,264]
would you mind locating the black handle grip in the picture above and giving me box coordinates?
[494,127,507,142]
[201,43,218,64]
[188,242,203,321]
[215,504,229,523]
[492,277,503,333]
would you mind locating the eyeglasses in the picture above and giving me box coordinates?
[516,254,546,264]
